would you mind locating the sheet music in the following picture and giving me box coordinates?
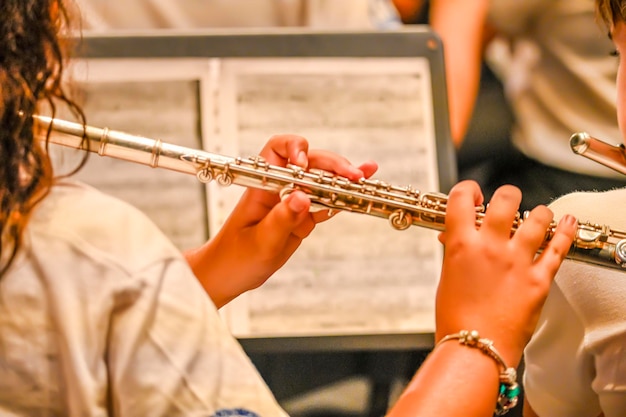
[54,56,444,338]
[211,58,443,337]
[50,79,209,251]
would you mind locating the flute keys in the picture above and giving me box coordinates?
[197,167,214,183]
[217,171,233,186]
[389,209,412,231]
[615,240,626,267]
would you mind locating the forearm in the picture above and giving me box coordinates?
[387,341,503,417]
[183,191,299,309]
[183,223,271,309]
[430,0,490,146]
[184,236,235,309]
[391,0,426,23]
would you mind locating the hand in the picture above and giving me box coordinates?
[185,134,378,308]
[435,181,577,366]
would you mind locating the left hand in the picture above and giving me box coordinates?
[185,134,378,308]
[435,181,576,366]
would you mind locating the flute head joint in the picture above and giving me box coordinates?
[570,132,592,155]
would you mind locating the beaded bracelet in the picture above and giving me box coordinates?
[436,330,520,415]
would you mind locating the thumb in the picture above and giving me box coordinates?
[258,191,314,252]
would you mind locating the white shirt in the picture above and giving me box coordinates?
[524,187,626,417]
[0,181,286,417]
[75,0,397,31]
[488,0,622,178]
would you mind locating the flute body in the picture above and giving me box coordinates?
[36,115,626,273]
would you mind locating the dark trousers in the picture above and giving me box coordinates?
[459,142,626,213]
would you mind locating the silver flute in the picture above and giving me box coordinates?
[570,132,626,176]
[35,115,626,272]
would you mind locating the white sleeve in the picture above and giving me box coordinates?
[593,339,626,417]
[523,275,601,417]
[107,257,287,417]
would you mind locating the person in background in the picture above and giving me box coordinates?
[76,0,401,31]
[0,0,577,416]
[393,0,626,212]
[397,0,626,415]
[520,1,626,416]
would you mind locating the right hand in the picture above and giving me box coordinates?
[435,181,577,366]
[186,133,377,308]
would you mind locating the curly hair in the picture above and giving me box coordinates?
[597,0,626,28]
[0,0,85,275]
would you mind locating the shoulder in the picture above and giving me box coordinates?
[546,188,626,345]
[28,180,182,274]
[548,188,626,228]
[524,277,601,417]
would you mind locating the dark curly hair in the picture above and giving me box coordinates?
[0,0,86,275]
[597,0,626,28]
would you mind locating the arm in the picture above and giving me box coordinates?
[429,0,491,147]
[387,341,504,416]
[184,134,378,308]
[387,181,577,416]
[391,0,426,23]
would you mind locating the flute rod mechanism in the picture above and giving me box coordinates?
[36,115,626,273]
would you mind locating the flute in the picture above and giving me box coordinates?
[570,132,626,176]
[36,115,626,272]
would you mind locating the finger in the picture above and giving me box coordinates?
[258,134,310,168]
[445,180,484,235]
[310,208,339,224]
[512,205,554,255]
[290,216,317,240]
[533,214,577,278]
[307,149,367,180]
[481,185,522,237]
[258,191,314,252]
[356,160,379,179]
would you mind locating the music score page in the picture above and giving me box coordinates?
[210,58,443,338]
[56,56,444,339]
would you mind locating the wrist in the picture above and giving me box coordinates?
[184,237,234,308]
[435,330,520,415]
[437,325,524,368]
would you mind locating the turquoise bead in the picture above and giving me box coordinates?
[507,385,521,398]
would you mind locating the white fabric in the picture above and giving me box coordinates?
[75,0,383,31]
[0,180,286,417]
[488,0,623,178]
[524,188,626,417]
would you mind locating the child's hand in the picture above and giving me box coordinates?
[435,181,577,366]
[186,134,377,308]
